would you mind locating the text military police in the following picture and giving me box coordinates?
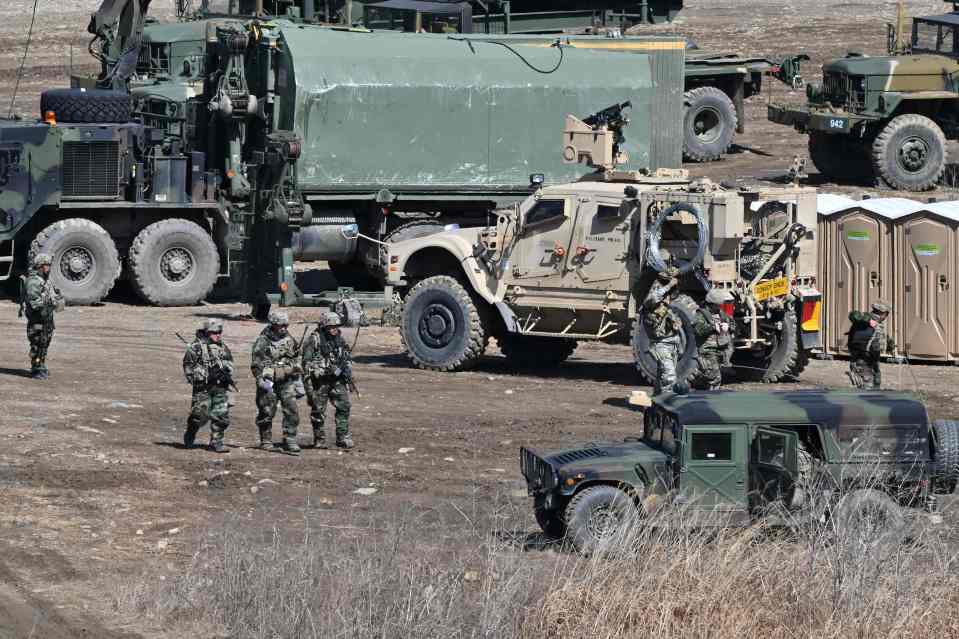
[642,253,682,395]
[20,253,64,379]
[692,288,734,389]
[847,300,895,390]
[251,311,306,454]
[302,312,355,449]
[182,319,235,452]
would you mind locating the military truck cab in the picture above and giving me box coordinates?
[521,390,956,552]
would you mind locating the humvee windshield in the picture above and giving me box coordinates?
[643,409,678,454]
[912,18,959,56]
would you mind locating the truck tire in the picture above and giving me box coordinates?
[631,294,700,388]
[39,88,131,124]
[400,275,488,371]
[931,420,959,494]
[499,334,577,368]
[808,132,870,181]
[831,489,906,546]
[564,485,635,553]
[731,307,802,383]
[128,219,219,306]
[534,495,567,539]
[683,87,737,162]
[30,219,120,305]
[871,114,946,191]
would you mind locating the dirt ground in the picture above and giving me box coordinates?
[2,1,959,637]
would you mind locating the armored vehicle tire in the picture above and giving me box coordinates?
[30,219,120,305]
[731,307,803,383]
[683,87,737,162]
[499,334,577,368]
[631,294,700,388]
[400,275,488,371]
[931,420,959,494]
[831,489,906,545]
[128,219,220,306]
[871,114,946,191]
[808,133,870,181]
[39,88,132,124]
[534,495,567,539]
[565,485,636,553]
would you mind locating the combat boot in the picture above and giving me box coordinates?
[257,429,274,450]
[313,430,328,449]
[183,428,198,449]
[282,439,301,456]
[209,439,229,454]
[336,434,354,450]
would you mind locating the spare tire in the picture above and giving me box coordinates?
[931,420,959,494]
[40,88,131,124]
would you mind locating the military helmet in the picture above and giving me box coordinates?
[268,310,290,326]
[320,312,342,328]
[871,300,891,314]
[203,318,223,334]
[705,288,732,305]
[32,253,52,268]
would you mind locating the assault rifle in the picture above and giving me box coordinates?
[175,331,239,392]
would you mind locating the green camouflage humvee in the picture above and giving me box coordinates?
[521,390,958,551]
[768,7,959,191]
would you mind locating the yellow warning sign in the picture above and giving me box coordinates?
[754,277,790,302]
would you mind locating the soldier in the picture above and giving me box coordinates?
[302,312,355,449]
[182,319,235,452]
[692,288,734,389]
[251,311,305,454]
[21,253,64,379]
[847,300,895,390]
[642,256,682,395]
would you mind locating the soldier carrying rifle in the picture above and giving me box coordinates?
[181,319,236,453]
[20,253,64,379]
[302,312,357,450]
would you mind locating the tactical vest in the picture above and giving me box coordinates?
[644,303,681,340]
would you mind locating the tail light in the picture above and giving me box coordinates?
[801,298,821,332]
[720,302,735,317]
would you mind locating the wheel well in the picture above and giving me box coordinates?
[570,480,646,504]
[888,99,952,124]
[403,247,469,287]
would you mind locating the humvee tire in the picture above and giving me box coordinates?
[831,489,906,546]
[871,114,946,191]
[40,88,131,124]
[632,294,700,387]
[400,275,488,371]
[808,132,870,181]
[731,307,803,383]
[499,335,577,368]
[683,87,737,162]
[564,485,635,552]
[30,218,120,305]
[534,495,567,539]
[931,420,959,494]
[128,218,220,306]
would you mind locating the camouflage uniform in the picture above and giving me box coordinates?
[691,289,734,390]
[182,319,235,452]
[302,312,354,449]
[251,311,304,454]
[642,267,682,395]
[847,300,894,390]
[21,253,63,379]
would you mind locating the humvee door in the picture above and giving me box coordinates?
[679,426,748,519]
[750,427,799,508]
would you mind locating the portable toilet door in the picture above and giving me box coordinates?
[895,211,958,362]
[825,207,896,355]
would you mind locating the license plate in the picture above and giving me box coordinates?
[826,117,847,130]
[754,277,790,301]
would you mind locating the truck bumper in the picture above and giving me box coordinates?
[768,104,873,134]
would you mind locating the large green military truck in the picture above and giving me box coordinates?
[381,108,823,384]
[0,0,686,308]
[521,390,957,552]
[360,0,808,162]
[768,3,959,191]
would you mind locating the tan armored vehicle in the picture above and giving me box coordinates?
[381,105,823,385]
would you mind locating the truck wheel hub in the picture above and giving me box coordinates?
[899,137,928,172]
[419,304,456,347]
[161,247,194,282]
[587,505,620,538]
[693,107,721,143]
[61,247,94,282]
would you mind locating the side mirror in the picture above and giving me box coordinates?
[529,173,545,188]
[341,223,359,240]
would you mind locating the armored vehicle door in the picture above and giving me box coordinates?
[507,196,575,283]
[750,427,798,508]
[564,196,631,288]
[679,426,748,519]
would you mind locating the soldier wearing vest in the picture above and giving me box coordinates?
[182,319,235,452]
[643,255,682,395]
[847,300,894,390]
[692,288,734,389]
[251,311,305,455]
[302,312,355,450]
[21,253,64,379]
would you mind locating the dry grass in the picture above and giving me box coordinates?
[116,485,959,639]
